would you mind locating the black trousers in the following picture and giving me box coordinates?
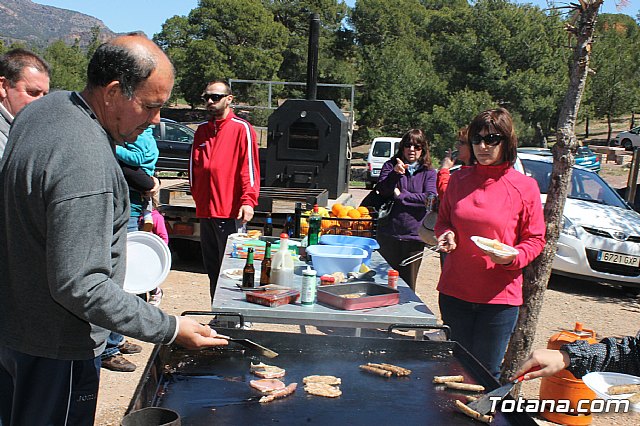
[200,218,239,300]
[0,345,101,425]
[376,233,425,291]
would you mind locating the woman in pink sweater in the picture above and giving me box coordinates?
[434,108,546,378]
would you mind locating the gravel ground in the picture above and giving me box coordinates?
[95,159,640,425]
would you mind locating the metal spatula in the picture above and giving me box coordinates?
[217,334,279,358]
[465,366,540,415]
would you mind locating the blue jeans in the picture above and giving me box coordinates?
[439,293,519,379]
[101,332,125,359]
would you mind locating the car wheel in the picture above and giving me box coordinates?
[365,181,374,190]
[622,139,633,151]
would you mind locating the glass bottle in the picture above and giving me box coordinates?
[242,247,255,288]
[259,241,272,286]
[264,213,273,237]
[308,204,322,246]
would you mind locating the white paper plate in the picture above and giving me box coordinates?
[222,268,243,280]
[123,231,171,294]
[229,233,253,242]
[471,236,519,257]
[583,372,640,411]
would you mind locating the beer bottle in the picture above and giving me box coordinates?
[242,248,255,288]
[259,242,272,286]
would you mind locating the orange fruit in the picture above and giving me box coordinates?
[331,203,344,216]
[357,206,370,215]
[347,209,362,219]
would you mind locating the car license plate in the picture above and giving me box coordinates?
[597,251,640,267]
[372,169,381,177]
[582,161,592,165]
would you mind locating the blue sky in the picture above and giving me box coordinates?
[34,1,637,39]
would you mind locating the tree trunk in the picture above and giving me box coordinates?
[501,0,603,387]
[585,115,589,139]
[631,111,635,130]
[535,122,548,148]
[607,114,613,143]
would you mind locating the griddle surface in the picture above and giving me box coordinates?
[154,349,519,425]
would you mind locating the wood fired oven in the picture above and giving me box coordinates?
[264,99,349,199]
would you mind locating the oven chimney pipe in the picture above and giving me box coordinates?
[306,13,320,101]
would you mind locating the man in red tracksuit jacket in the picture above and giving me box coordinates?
[190,80,260,300]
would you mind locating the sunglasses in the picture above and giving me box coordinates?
[470,133,504,146]
[201,93,229,103]
[403,143,423,150]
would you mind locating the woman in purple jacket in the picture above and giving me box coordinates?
[376,129,437,290]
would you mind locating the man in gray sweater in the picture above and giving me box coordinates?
[0,34,227,425]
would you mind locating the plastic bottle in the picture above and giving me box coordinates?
[387,269,399,289]
[242,248,255,288]
[259,241,272,286]
[308,204,322,246]
[270,233,295,287]
[301,266,317,305]
[264,213,273,237]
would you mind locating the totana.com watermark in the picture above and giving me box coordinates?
[490,397,631,414]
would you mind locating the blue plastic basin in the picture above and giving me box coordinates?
[319,235,380,265]
[305,245,368,276]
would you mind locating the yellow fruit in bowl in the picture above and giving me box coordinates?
[331,203,344,216]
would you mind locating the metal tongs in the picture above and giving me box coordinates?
[399,244,442,266]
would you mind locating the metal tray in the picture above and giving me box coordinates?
[127,325,536,426]
[317,281,399,310]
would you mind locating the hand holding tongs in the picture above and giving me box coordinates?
[399,244,441,266]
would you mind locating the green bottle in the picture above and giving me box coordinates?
[242,248,255,288]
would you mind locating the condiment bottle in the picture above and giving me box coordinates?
[242,247,255,288]
[263,213,273,237]
[259,241,272,286]
[301,266,317,306]
[270,233,295,287]
[387,269,399,289]
[308,204,322,245]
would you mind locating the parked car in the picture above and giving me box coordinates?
[574,146,601,173]
[517,147,553,157]
[365,136,401,189]
[518,146,600,173]
[152,118,195,173]
[612,126,640,150]
[519,152,640,289]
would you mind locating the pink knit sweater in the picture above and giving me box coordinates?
[435,162,546,306]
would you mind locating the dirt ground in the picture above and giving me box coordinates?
[95,159,640,425]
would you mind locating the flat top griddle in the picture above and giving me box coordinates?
[129,328,536,426]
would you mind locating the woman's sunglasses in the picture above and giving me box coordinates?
[402,143,423,150]
[470,134,504,147]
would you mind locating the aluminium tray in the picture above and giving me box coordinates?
[317,281,399,310]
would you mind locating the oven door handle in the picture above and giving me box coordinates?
[181,310,245,328]
[387,324,451,341]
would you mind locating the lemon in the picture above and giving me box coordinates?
[359,263,370,273]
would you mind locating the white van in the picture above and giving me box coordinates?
[365,137,402,189]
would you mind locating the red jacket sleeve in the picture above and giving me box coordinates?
[238,123,260,207]
[436,168,451,200]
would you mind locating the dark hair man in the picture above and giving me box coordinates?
[0,48,50,158]
[189,80,260,300]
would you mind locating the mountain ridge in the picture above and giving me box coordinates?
[0,0,117,48]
